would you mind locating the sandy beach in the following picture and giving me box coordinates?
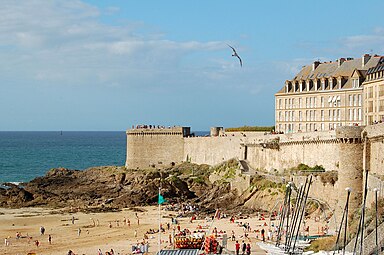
[0,206,273,255]
[0,205,328,255]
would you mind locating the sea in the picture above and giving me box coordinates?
[0,130,208,184]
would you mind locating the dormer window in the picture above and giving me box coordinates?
[352,78,359,88]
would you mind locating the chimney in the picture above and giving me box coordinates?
[338,58,346,67]
[312,61,320,71]
[362,54,371,67]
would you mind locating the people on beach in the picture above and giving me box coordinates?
[235,240,240,255]
[40,226,45,235]
[78,228,81,237]
[4,237,9,246]
[261,228,265,242]
[246,243,251,255]
[48,234,52,244]
[241,240,246,255]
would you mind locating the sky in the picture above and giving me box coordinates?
[1,0,384,131]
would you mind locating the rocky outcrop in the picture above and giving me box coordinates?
[0,162,284,213]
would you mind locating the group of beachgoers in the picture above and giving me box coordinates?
[132,125,178,130]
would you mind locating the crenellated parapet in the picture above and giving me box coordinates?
[336,126,364,143]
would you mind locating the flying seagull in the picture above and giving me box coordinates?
[228,44,242,67]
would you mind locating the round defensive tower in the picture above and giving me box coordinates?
[335,126,364,220]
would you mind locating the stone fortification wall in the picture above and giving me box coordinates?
[183,136,244,166]
[244,130,339,172]
[126,127,187,169]
[365,123,384,176]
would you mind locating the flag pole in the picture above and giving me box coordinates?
[158,186,161,254]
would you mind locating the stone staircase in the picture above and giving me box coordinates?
[238,159,256,175]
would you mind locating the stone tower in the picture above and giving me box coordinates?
[126,126,190,169]
[336,126,364,220]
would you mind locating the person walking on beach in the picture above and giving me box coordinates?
[261,228,265,242]
[241,240,246,255]
[246,243,251,255]
[77,228,81,237]
[71,216,75,224]
[235,241,240,255]
[48,234,52,244]
[40,226,45,235]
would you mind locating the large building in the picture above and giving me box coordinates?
[363,57,384,124]
[275,54,382,133]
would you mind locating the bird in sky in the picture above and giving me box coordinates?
[228,44,242,67]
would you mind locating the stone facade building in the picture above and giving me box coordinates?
[363,57,384,124]
[275,54,382,133]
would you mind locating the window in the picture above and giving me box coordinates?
[358,95,362,106]
[321,123,324,131]
[279,99,282,109]
[321,80,325,90]
[352,79,359,88]
[313,97,316,108]
[321,97,324,107]
[299,111,302,121]
[299,98,302,108]
[292,98,295,109]
[329,110,332,121]
[349,95,353,106]
[321,110,324,121]
[298,123,302,131]
[353,95,357,106]
[314,111,316,121]
[285,99,287,109]
[337,109,341,121]
[349,109,353,121]
[353,109,357,121]
[358,109,362,121]
[306,110,309,121]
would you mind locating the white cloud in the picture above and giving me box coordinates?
[0,0,229,90]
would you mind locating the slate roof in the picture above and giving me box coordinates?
[276,55,382,95]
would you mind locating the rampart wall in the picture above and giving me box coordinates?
[126,124,384,215]
[126,127,188,169]
[183,136,243,166]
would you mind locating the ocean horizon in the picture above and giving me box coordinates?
[0,130,209,184]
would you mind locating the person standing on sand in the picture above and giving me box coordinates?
[235,240,240,255]
[134,230,137,238]
[241,240,246,255]
[246,243,251,255]
[48,234,52,244]
[78,228,81,237]
[261,228,265,242]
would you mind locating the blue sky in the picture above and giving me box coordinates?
[1,0,384,131]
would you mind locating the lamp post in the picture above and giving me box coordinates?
[343,187,351,255]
